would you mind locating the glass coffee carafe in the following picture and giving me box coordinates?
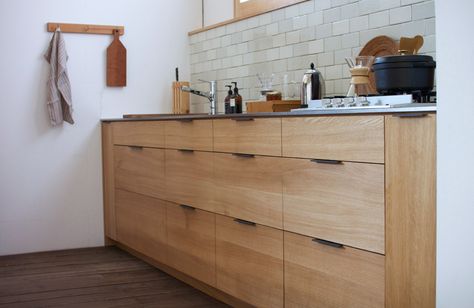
[345,56,374,98]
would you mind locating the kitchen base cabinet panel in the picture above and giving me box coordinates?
[282,158,385,254]
[284,232,385,308]
[166,203,216,287]
[165,149,214,212]
[102,123,116,240]
[114,146,166,199]
[213,153,282,229]
[115,189,167,264]
[385,114,436,308]
[216,215,284,308]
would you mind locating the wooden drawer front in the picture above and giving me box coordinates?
[165,149,214,212]
[216,215,284,308]
[114,146,165,199]
[284,232,385,308]
[165,120,213,151]
[213,153,283,229]
[282,158,385,254]
[282,116,384,163]
[112,121,165,148]
[115,189,167,263]
[166,203,216,287]
[213,118,282,156]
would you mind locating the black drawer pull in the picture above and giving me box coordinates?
[128,146,143,150]
[233,118,255,122]
[311,159,343,165]
[312,238,344,249]
[233,218,256,226]
[178,118,194,122]
[180,204,196,211]
[178,149,194,153]
[393,113,428,118]
[232,153,255,158]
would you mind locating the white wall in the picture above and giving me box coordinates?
[203,0,233,27]
[436,0,474,307]
[0,0,201,256]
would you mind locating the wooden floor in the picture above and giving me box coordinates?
[0,246,228,308]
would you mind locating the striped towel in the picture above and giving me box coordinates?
[44,30,74,125]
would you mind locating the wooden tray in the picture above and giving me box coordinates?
[246,100,300,113]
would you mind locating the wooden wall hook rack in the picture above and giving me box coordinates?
[47,22,125,35]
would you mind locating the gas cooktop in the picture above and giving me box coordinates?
[291,93,436,112]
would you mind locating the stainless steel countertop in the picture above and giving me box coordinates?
[101,104,436,122]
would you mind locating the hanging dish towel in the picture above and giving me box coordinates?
[44,30,74,125]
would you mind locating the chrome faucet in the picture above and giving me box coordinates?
[181,80,217,115]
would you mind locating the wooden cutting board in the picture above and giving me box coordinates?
[107,30,126,87]
[359,35,398,94]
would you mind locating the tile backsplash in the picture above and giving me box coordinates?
[188,0,435,113]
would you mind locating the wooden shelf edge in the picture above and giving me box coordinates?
[188,0,309,36]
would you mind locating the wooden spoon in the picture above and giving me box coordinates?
[399,35,424,55]
[413,35,424,54]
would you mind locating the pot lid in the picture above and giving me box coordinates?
[374,54,435,65]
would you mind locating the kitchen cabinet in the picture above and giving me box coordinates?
[282,116,384,163]
[114,145,166,199]
[112,121,165,148]
[165,119,213,151]
[165,149,214,212]
[213,118,282,156]
[213,152,283,229]
[284,231,384,308]
[166,203,216,287]
[282,158,385,254]
[216,215,284,308]
[115,189,167,263]
[102,112,436,308]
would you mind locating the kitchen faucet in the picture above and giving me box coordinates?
[181,80,217,115]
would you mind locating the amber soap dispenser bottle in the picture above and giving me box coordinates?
[232,82,243,113]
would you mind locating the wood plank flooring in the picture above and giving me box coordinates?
[0,246,228,308]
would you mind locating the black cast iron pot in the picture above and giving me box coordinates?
[372,55,436,95]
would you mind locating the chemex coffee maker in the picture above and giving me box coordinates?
[301,63,325,108]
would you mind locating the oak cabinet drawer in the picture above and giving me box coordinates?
[114,146,165,199]
[166,203,216,287]
[282,158,385,254]
[213,153,283,229]
[112,121,165,148]
[115,189,167,263]
[213,118,281,156]
[216,215,284,308]
[165,149,214,212]
[284,231,385,308]
[282,116,384,163]
[165,120,213,151]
